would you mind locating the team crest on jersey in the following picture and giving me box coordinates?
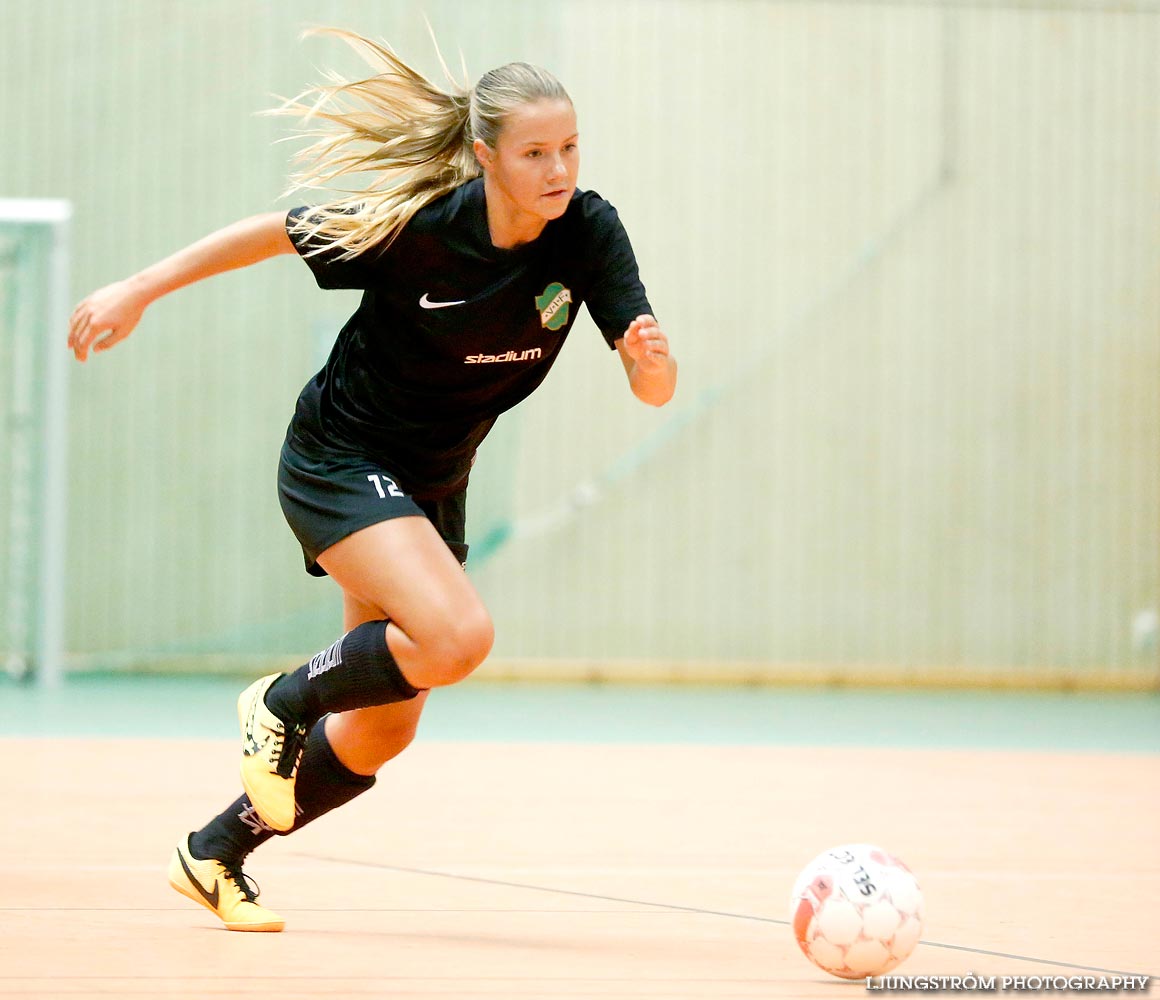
[536,282,572,331]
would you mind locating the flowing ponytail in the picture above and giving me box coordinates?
[274,28,570,259]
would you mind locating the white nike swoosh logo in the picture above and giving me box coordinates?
[419,293,467,310]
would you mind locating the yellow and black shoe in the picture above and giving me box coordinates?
[168,835,284,932]
[238,673,306,832]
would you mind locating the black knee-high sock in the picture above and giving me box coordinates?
[263,619,421,728]
[188,717,376,866]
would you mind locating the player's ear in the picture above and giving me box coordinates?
[473,138,493,172]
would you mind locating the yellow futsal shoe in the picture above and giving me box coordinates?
[238,673,307,832]
[168,836,284,932]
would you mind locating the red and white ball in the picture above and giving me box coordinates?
[790,843,924,979]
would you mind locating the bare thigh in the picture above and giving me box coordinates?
[317,514,493,688]
[317,516,493,773]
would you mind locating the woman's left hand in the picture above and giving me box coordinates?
[622,314,670,374]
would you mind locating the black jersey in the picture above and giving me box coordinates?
[285,179,653,495]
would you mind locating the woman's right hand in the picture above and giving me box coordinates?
[67,212,295,362]
[68,278,150,362]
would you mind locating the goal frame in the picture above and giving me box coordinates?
[0,198,71,687]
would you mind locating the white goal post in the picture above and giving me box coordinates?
[0,198,71,687]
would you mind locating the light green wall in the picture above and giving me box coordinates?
[1,1,1157,682]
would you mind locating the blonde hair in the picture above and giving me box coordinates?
[275,28,570,259]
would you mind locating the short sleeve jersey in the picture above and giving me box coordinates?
[285,178,652,495]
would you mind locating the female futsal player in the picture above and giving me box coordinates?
[68,30,676,932]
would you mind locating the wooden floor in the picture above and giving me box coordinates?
[0,737,1156,998]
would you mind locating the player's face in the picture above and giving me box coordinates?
[477,98,579,230]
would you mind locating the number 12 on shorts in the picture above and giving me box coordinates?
[367,474,404,499]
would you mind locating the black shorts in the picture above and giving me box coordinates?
[277,437,469,577]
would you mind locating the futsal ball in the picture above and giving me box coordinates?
[790,843,924,979]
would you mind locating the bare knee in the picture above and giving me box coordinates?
[326,698,427,774]
[401,606,494,688]
[421,605,494,685]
